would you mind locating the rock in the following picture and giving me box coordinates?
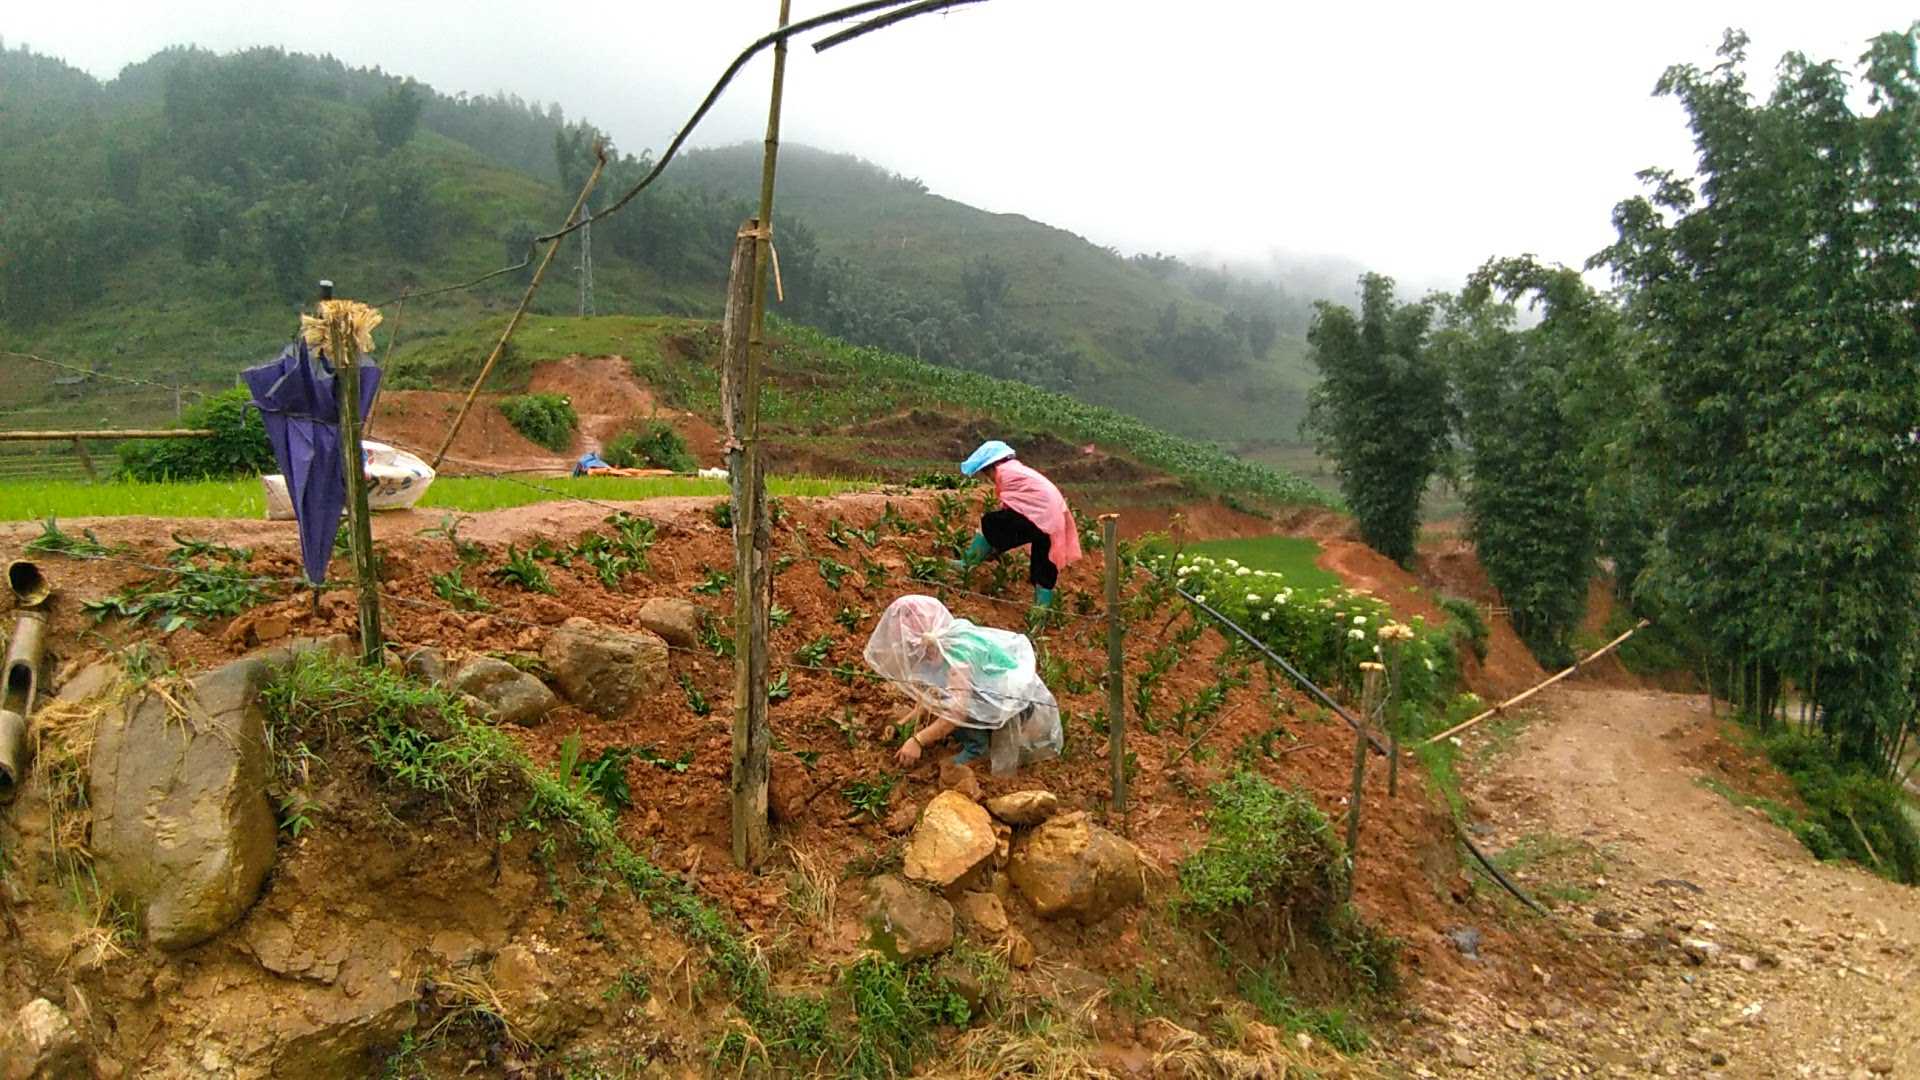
[1593,909,1625,931]
[1448,1044,1479,1070]
[904,790,997,890]
[1681,938,1722,965]
[1006,811,1143,921]
[1005,928,1035,969]
[89,657,277,950]
[267,976,417,1077]
[882,800,920,835]
[1,998,85,1080]
[934,957,987,1012]
[1448,927,1483,958]
[252,614,292,644]
[992,822,1012,869]
[769,751,815,822]
[492,943,598,1046]
[403,646,448,686]
[54,659,121,704]
[254,634,355,668]
[451,657,557,727]
[541,617,669,719]
[954,891,1009,935]
[985,789,1059,826]
[637,598,702,649]
[865,875,955,961]
[1733,953,1760,973]
[1711,1051,1730,1067]
[938,761,982,801]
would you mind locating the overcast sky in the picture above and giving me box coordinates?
[8,2,1915,287]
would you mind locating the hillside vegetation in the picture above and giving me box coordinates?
[1,41,1331,454]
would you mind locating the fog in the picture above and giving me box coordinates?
[8,0,1914,288]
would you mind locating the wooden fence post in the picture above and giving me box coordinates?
[69,438,96,483]
[321,288,383,667]
[1102,515,1126,818]
[723,222,771,872]
[1347,662,1384,856]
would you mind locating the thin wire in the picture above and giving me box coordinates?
[811,0,986,52]
[6,351,208,401]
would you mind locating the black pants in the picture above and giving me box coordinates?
[981,508,1056,589]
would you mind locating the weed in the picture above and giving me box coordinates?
[1178,771,1347,919]
[422,514,486,564]
[276,792,317,838]
[1236,964,1372,1052]
[709,501,732,529]
[835,604,867,632]
[498,392,578,451]
[1438,595,1490,663]
[489,544,556,594]
[767,671,792,703]
[843,774,895,820]
[770,604,794,629]
[429,567,490,612]
[783,843,838,930]
[23,517,119,558]
[842,954,969,1079]
[1106,970,1164,1018]
[83,537,274,630]
[555,735,636,813]
[693,568,731,595]
[602,963,653,1004]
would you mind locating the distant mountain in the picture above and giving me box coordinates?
[0,42,1361,451]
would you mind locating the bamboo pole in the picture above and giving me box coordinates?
[1347,663,1383,856]
[0,429,216,441]
[430,146,606,470]
[69,438,97,483]
[322,293,383,667]
[1103,515,1126,817]
[728,0,791,874]
[1422,620,1649,747]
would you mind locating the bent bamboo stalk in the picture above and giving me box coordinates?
[1421,619,1650,747]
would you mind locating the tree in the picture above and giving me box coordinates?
[1436,258,1611,667]
[1303,274,1451,566]
[1598,27,1920,768]
[372,151,433,258]
[368,79,422,152]
[960,254,1009,317]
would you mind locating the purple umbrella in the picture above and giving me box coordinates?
[242,341,382,585]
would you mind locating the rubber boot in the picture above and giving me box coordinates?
[1034,586,1056,609]
[949,532,992,574]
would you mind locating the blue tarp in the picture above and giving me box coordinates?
[242,341,381,585]
[572,452,609,477]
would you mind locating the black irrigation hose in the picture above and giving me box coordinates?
[1176,585,1390,755]
[1458,821,1549,915]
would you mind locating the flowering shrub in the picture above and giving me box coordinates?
[1161,552,1459,727]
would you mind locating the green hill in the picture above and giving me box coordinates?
[0,42,1324,463]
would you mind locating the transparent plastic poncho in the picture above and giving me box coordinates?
[863,595,1063,775]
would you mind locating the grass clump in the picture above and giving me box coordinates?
[1177,771,1348,919]
[841,954,973,1079]
[496,392,578,452]
[1437,595,1489,663]
[603,421,697,473]
[1757,729,1920,884]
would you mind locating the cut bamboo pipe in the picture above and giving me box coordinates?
[7,560,49,608]
[0,609,48,802]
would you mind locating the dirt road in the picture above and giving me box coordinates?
[1420,688,1919,1078]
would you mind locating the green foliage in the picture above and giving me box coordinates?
[1236,966,1373,1052]
[1437,595,1489,663]
[82,534,272,630]
[842,775,895,820]
[496,393,578,452]
[429,567,489,611]
[794,635,834,667]
[841,954,971,1079]
[1177,771,1348,918]
[488,544,555,594]
[554,735,636,814]
[602,421,697,473]
[1759,730,1919,884]
[817,558,853,591]
[678,674,711,717]
[118,389,275,482]
[1303,274,1452,564]
[23,517,119,558]
[767,671,792,703]
[1435,258,1606,669]
[1598,28,1920,769]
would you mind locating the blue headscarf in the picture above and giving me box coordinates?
[961,440,1015,477]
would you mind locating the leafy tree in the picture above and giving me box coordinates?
[1435,258,1609,667]
[1598,28,1920,768]
[368,79,423,151]
[1303,274,1450,566]
[960,254,1009,317]
[119,388,274,481]
[371,151,434,257]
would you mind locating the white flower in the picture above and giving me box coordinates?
[1246,593,1262,604]
[1352,615,1367,626]
[1347,628,1365,641]
[1424,658,1435,671]
[1275,593,1288,605]
[1449,736,1463,747]
[1225,558,1240,569]
[1176,565,1192,576]
[1373,645,1382,656]
[1235,566,1252,577]
[1195,594,1207,604]
[1260,611,1271,622]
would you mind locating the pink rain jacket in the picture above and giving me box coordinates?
[994,459,1083,572]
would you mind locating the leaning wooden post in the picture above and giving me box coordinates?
[728,0,791,874]
[430,146,605,470]
[69,438,96,483]
[1347,662,1384,856]
[1102,515,1126,817]
[311,285,384,666]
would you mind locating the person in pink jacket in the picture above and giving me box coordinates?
[953,440,1084,607]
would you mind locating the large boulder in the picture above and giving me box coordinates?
[986,789,1059,827]
[903,790,996,891]
[1008,811,1143,921]
[450,657,556,726]
[541,618,669,719]
[637,598,702,649]
[864,875,954,961]
[89,657,277,950]
[1,998,85,1080]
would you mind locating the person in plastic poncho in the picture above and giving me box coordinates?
[952,440,1083,608]
[865,595,1064,775]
